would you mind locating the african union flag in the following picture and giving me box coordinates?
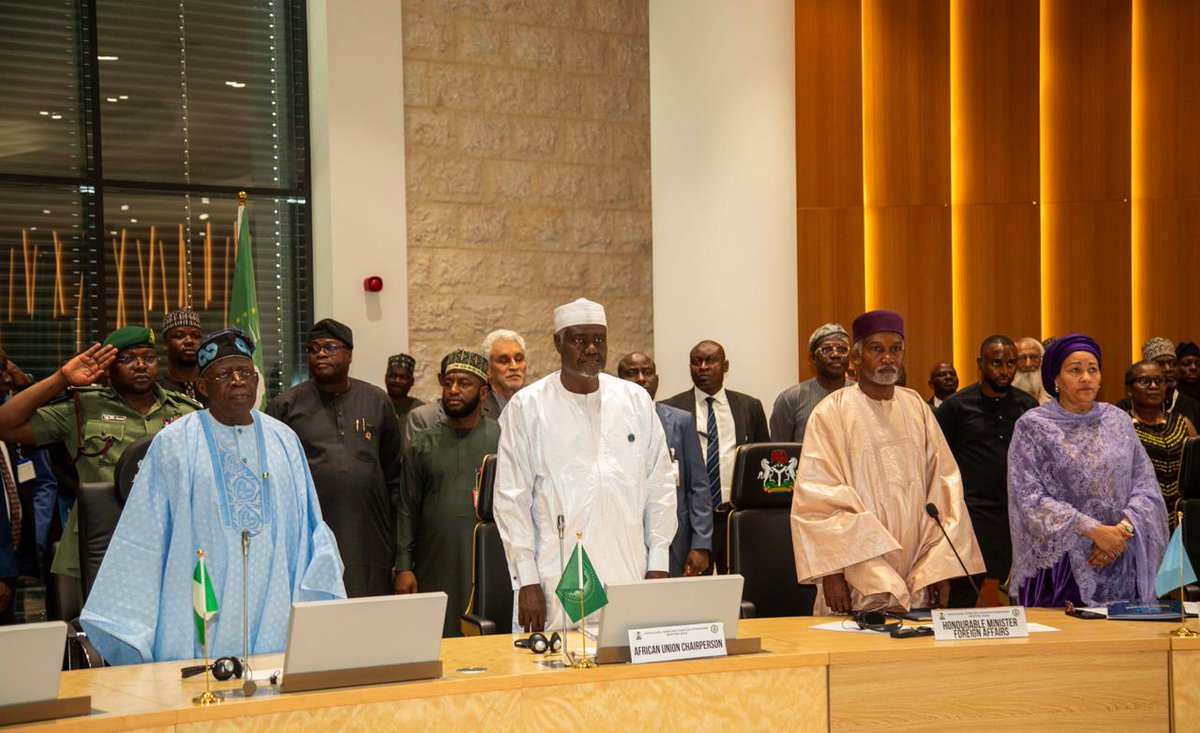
[554,538,608,623]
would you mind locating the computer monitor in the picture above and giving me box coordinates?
[0,621,67,706]
[595,575,743,650]
[281,592,447,692]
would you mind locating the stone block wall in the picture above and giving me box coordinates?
[402,0,652,401]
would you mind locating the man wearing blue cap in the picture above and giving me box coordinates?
[789,310,984,614]
[80,329,346,664]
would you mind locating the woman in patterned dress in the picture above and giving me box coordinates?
[1126,361,1197,529]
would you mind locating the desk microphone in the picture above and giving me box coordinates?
[924,503,981,602]
[241,529,257,697]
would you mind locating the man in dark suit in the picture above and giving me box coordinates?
[618,352,713,577]
[927,362,958,409]
[662,340,769,573]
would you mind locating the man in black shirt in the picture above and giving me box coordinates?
[266,318,403,597]
[935,335,1037,607]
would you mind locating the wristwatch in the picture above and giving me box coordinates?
[1118,519,1135,536]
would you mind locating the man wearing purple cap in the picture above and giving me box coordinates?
[790,310,984,613]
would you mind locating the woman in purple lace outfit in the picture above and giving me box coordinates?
[1007,334,1168,607]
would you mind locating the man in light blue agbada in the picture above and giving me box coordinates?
[81,329,346,665]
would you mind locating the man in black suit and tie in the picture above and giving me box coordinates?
[618,352,713,577]
[662,340,769,573]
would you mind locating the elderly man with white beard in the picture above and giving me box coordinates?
[1013,337,1052,404]
[790,310,984,614]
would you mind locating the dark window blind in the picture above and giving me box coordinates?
[0,0,311,394]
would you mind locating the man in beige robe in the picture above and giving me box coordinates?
[790,310,984,613]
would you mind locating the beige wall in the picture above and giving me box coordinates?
[401,0,652,401]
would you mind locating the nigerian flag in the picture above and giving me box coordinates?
[554,539,608,624]
[230,196,266,407]
[193,553,219,647]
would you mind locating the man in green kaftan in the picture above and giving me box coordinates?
[395,349,500,637]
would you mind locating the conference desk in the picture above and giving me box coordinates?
[7,610,1193,732]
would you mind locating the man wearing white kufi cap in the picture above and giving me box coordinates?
[493,298,677,633]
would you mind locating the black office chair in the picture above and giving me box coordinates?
[461,454,514,635]
[76,435,154,603]
[1179,436,1200,499]
[727,442,815,618]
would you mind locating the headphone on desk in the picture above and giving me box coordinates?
[851,611,902,634]
[180,656,243,681]
[514,631,562,654]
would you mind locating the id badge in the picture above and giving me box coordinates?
[668,448,680,487]
[15,459,35,484]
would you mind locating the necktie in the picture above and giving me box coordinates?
[705,396,721,508]
[1,447,20,551]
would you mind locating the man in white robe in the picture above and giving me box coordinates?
[80,330,346,665]
[494,298,677,632]
[791,310,983,613]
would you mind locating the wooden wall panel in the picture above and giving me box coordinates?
[862,0,952,394]
[796,0,1200,403]
[1040,0,1131,404]
[950,0,1041,378]
[795,0,864,381]
[1132,0,1200,352]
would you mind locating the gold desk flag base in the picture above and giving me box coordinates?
[565,651,597,669]
[192,690,224,706]
[1170,624,1198,638]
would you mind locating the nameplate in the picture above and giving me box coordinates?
[627,622,727,664]
[931,606,1028,641]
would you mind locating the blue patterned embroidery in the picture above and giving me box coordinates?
[199,412,272,536]
[217,448,265,533]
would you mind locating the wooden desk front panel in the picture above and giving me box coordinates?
[1170,638,1200,729]
[830,648,1168,731]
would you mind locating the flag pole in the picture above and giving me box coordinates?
[1171,510,1198,638]
[193,550,224,705]
[571,532,596,669]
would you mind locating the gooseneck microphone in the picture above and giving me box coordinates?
[241,529,256,697]
[924,503,981,602]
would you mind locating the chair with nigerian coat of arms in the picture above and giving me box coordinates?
[461,453,514,635]
[727,442,816,617]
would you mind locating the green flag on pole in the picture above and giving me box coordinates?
[229,195,266,407]
[192,553,219,647]
[554,540,608,624]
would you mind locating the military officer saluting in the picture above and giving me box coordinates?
[0,326,201,579]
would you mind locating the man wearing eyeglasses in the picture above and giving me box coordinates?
[0,326,201,581]
[769,323,853,444]
[265,318,403,598]
[493,298,676,634]
[79,328,346,664]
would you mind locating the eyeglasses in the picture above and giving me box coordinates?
[305,343,349,356]
[208,367,258,384]
[1133,377,1165,388]
[114,353,158,366]
[566,335,606,349]
[817,344,850,357]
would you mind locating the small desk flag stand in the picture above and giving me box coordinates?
[1170,511,1198,638]
[192,549,224,705]
[559,533,602,669]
